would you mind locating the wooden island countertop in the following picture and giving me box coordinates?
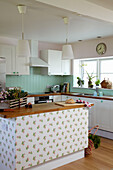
[0,102,94,118]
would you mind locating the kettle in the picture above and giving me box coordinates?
[51,85,60,93]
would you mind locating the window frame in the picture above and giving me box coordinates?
[73,56,113,89]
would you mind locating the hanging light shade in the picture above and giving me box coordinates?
[16,40,30,57]
[62,44,74,59]
[62,17,74,60]
[17,4,30,57]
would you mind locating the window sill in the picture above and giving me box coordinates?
[72,86,113,91]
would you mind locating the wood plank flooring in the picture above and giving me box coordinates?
[54,137,113,170]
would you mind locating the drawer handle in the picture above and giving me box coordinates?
[101,100,103,103]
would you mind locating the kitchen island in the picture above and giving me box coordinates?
[0,102,93,170]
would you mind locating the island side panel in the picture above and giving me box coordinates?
[0,117,16,170]
[15,114,47,170]
[15,108,88,170]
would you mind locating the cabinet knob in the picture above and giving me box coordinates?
[101,100,103,103]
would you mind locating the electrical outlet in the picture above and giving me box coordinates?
[46,85,51,89]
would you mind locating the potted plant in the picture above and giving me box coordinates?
[95,79,100,86]
[89,134,101,149]
[85,125,101,155]
[77,77,84,87]
[0,88,28,109]
[86,71,96,88]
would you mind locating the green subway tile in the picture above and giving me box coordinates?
[6,70,113,95]
[6,68,64,93]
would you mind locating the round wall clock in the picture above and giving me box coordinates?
[96,43,107,55]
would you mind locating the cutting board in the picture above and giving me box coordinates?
[55,101,84,107]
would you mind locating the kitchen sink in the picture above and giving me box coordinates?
[78,93,93,96]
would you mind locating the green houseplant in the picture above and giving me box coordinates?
[89,134,101,149]
[86,71,96,88]
[95,79,100,86]
[77,77,84,87]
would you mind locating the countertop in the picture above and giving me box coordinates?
[0,102,93,118]
[28,92,113,100]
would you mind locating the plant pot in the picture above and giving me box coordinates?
[0,97,27,109]
[88,81,93,88]
[0,100,10,109]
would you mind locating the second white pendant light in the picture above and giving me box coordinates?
[62,17,74,60]
[16,4,30,57]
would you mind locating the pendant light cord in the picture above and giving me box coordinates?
[63,17,69,44]
[66,22,68,44]
[21,13,24,40]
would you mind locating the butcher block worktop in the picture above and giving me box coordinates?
[28,92,113,101]
[0,102,94,118]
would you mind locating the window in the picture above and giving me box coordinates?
[81,60,97,87]
[100,59,113,83]
[73,57,113,88]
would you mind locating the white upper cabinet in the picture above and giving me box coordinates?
[0,44,30,75]
[16,55,29,75]
[0,44,15,75]
[40,50,62,75]
[61,60,71,75]
[40,50,71,75]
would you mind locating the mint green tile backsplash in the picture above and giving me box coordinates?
[6,69,113,96]
[6,68,64,93]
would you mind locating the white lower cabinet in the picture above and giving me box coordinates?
[79,97,113,132]
[61,95,68,101]
[61,95,78,101]
[27,97,35,104]
[94,100,113,132]
[53,95,62,102]
[58,95,113,132]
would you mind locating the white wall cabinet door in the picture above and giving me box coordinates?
[48,50,62,75]
[0,44,15,75]
[40,50,62,75]
[0,44,30,75]
[61,60,71,75]
[16,56,29,75]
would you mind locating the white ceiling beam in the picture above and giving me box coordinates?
[36,0,113,23]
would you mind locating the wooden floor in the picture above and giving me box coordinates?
[54,137,113,170]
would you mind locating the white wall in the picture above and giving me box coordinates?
[0,36,17,45]
[72,36,113,59]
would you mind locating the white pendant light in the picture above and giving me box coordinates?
[62,17,74,60]
[16,4,30,57]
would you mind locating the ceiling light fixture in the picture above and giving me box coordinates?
[62,17,74,60]
[16,4,30,57]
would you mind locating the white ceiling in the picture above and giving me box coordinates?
[0,0,113,43]
[86,0,113,11]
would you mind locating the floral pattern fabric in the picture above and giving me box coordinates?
[0,108,88,170]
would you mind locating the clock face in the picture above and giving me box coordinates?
[96,43,106,55]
